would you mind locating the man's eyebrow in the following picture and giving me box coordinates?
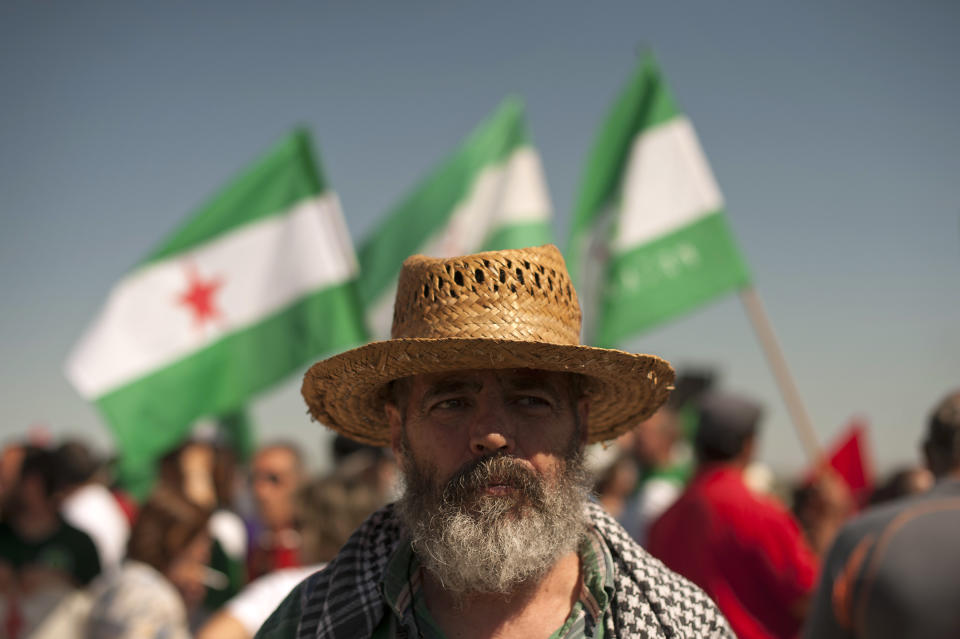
[421,378,483,402]
[500,373,562,395]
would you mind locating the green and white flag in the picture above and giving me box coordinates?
[66,130,367,496]
[567,54,751,347]
[358,97,554,337]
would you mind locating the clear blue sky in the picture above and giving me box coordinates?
[2,1,957,475]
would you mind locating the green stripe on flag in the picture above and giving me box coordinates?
[99,282,365,497]
[567,51,752,347]
[217,408,256,464]
[67,129,366,498]
[143,129,327,265]
[357,97,534,308]
[596,212,750,346]
[480,221,553,253]
[567,55,680,287]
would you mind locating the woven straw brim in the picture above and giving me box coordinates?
[301,338,675,446]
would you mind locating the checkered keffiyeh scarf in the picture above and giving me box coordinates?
[291,501,732,638]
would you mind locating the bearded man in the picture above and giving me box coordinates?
[257,245,731,638]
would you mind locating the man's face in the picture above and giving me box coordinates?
[385,368,591,595]
[386,368,589,487]
[251,447,301,530]
[631,408,678,467]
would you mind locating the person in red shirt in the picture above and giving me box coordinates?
[648,393,818,639]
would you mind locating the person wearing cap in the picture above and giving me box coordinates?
[256,245,731,638]
[647,392,819,639]
[802,389,960,639]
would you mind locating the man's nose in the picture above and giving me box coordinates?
[469,401,515,456]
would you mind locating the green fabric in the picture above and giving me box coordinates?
[480,220,554,254]
[595,211,750,346]
[566,52,752,348]
[100,280,367,498]
[203,537,245,611]
[566,52,679,290]
[0,518,102,586]
[357,96,542,309]
[142,129,327,266]
[217,407,256,464]
[82,129,368,498]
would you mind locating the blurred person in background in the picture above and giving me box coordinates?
[589,445,638,521]
[84,488,213,639]
[791,470,855,557]
[648,392,819,639]
[803,389,960,639]
[0,444,25,521]
[207,443,248,604]
[197,468,385,639]
[246,442,305,581]
[0,446,100,637]
[619,370,712,543]
[330,434,399,503]
[157,440,247,612]
[866,464,933,506]
[55,440,130,573]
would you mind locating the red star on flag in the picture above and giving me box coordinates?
[177,264,224,328]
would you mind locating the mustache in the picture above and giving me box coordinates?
[440,454,546,507]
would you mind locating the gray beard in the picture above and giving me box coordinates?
[395,443,589,597]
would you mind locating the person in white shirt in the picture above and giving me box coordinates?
[56,441,130,573]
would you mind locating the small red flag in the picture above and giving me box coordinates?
[817,419,874,507]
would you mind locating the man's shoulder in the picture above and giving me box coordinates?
[584,501,733,638]
[258,504,403,639]
[806,481,960,639]
[831,481,960,568]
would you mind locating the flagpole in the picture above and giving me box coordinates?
[739,286,821,461]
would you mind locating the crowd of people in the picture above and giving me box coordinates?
[0,435,395,638]
[594,385,958,638]
[2,243,957,638]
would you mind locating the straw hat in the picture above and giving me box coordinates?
[302,244,674,446]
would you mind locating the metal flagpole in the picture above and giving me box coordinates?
[739,286,821,462]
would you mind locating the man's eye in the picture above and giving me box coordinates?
[515,395,551,408]
[433,398,467,410]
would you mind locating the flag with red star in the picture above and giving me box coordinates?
[65,130,367,496]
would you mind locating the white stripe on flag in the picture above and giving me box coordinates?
[429,147,552,257]
[364,146,552,337]
[613,117,724,252]
[67,193,357,397]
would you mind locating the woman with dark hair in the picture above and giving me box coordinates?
[85,488,213,638]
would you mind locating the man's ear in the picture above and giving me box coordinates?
[385,402,404,459]
[577,396,591,445]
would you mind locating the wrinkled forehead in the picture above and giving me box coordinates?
[426,367,568,386]
[391,368,583,405]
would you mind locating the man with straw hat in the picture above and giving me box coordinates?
[257,245,731,638]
